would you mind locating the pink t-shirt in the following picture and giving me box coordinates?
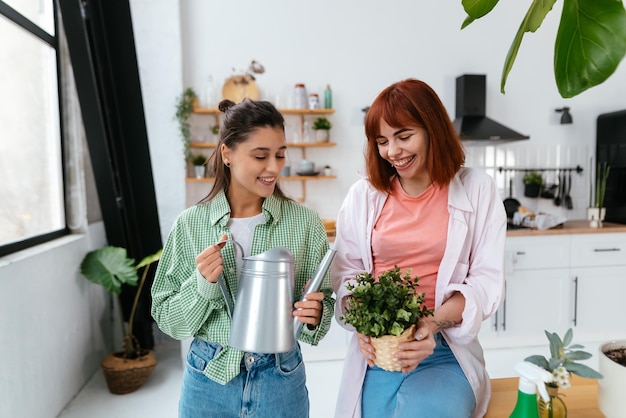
[372,177,449,310]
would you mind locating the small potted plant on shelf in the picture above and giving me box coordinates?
[323,165,332,176]
[80,247,162,394]
[588,161,610,227]
[312,117,332,142]
[191,154,207,179]
[340,266,433,372]
[522,170,543,197]
[211,124,220,143]
[524,328,602,416]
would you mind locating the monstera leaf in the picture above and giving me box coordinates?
[462,0,626,98]
[80,246,138,295]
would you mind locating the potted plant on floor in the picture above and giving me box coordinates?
[522,170,543,198]
[312,117,332,142]
[340,266,433,371]
[80,247,162,394]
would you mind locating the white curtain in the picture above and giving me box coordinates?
[58,12,87,234]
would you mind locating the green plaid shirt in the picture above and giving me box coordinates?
[151,191,334,384]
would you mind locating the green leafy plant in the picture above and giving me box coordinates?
[595,162,611,208]
[340,266,433,338]
[312,117,332,130]
[461,0,626,98]
[80,247,162,358]
[175,87,197,162]
[211,124,220,135]
[522,170,543,186]
[191,153,207,166]
[525,328,602,389]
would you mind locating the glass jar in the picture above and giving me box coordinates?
[308,93,320,109]
[538,386,567,418]
[292,83,308,109]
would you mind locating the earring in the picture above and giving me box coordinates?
[225,161,230,167]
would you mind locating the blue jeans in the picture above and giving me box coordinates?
[179,338,309,418]
[361,333,475,418]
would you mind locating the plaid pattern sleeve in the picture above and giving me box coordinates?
[151,191,335,384]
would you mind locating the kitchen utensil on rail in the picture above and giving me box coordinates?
[554,171,562,206]
[564,170,573,209]
[503,171,521,219]
[226,241,336,353]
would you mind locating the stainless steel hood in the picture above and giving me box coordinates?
[453,74,529,143]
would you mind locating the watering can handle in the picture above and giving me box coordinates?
[215,238,245,319]
[293,248,337,339]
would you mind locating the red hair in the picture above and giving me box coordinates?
[364,78,465,193]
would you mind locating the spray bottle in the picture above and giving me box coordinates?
[509,361,554,418]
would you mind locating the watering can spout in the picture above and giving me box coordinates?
[293,248,337,340]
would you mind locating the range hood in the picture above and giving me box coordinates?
[453,74,529,143]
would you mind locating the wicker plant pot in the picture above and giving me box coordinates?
[100,350,157,394]
[370,325,417,372]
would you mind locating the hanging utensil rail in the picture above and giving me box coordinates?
[498,165,584,174]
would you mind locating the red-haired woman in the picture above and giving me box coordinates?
[332,79,506,418]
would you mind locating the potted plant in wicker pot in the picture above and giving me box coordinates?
[80,246,162,394]
[340,266,433,371]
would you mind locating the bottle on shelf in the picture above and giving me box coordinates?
[204,75,215,108]
[292,83,308,109]
[308,93,320,109]
[324,84,332,109]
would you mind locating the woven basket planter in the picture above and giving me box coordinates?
[369,324,417,372]
[100,350,157,394]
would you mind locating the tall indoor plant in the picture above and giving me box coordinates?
[80,246,162,394]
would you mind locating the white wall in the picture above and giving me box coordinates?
[0,225,108,417]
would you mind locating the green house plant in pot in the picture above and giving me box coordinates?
[588,161,610,227]
[312,116,332,142]
[340,266,433,371]
[80,247,162,394]
[522,170,543,198]
[191,153,207,179]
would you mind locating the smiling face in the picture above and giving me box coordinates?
[376,119,431,195]
[222,126,286,203]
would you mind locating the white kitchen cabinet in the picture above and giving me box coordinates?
[570,233,626,342]
[480,235,570,346]
[482,230,626,378]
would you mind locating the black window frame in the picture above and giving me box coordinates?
[0,0,69,257]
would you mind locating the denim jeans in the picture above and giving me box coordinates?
[179,338,309,418]
[361,333,475,418]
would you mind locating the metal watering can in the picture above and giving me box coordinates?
[218,240,336,353]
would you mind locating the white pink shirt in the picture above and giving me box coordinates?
[331,167,507,418]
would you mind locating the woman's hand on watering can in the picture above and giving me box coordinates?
[293,284,324,328]
[195,234,229,283]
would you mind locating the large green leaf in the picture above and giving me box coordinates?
[500,0,558,93]
[461,0,500,28]
[555,0,626,97]
[80,246,138,295]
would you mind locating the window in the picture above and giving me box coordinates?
[0,0,66,256]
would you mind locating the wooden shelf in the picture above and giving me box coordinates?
[189,141,337,148]
[186,175,336,183]
[192,102,335,116]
